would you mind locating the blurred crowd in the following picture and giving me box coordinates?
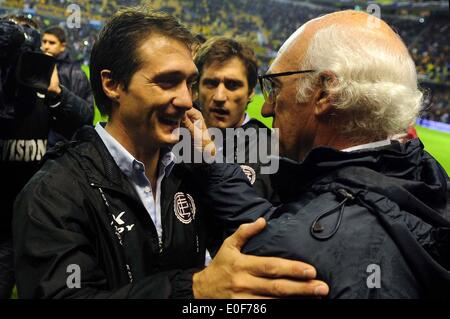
[421,87,450,124]
[2,0,448,123]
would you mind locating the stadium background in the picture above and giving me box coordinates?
[1,0,449,173]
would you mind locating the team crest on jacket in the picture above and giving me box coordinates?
[174,192,196,224]
[240,165,256,185]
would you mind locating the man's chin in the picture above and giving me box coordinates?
[163,135,180,146]
[208,119,229,130]
[152,131,180,148]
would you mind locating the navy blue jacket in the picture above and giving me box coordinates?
[198,139,450,298]
[47,50,94,144]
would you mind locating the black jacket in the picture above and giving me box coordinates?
[1,86,93,241]
[224,118,278,204]
[55,51,93,106]
[13,125,209,298]
[198,139,450,298]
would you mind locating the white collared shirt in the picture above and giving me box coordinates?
[95,123,176,245]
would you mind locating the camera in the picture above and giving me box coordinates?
[0,18,41,64]
[0,18,56,118]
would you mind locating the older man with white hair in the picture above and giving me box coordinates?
[194,10,450,298]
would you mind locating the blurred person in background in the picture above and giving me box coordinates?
[41,26,94,146]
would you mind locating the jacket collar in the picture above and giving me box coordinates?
[55,50,71,63]
[94,123,176,180]
[68,125,128,190]
[272,139,449,214]
[69,126,185,198]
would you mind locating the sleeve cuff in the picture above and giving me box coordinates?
[169,268,200,299]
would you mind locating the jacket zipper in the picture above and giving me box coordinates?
[96,185,134,282]
[92,182,163,254]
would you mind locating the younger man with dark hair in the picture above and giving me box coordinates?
[195,37,277,202]
[13,7,328,298]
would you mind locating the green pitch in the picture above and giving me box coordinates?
[415,126,450,174]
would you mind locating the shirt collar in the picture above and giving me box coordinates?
[160,147,176,176]
[341,139,391,152]
[95,123,176,178]
[242,112,250,126]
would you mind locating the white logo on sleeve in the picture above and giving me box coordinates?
[174,192,196,224]
[240,165,256,185]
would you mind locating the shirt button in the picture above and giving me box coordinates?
[134,163,141,170]
[144,186,151,193]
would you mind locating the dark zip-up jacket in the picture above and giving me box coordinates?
[55,51,92,107]
[197,139,450,298]
[48,51,94,144]
[204,118,279,255]
[13,125,208,298]
[223,118,278,204]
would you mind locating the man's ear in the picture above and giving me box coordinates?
[314,71,337,117]
[100,70,121,102]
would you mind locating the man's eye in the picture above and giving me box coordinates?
[202,79,218,88]
[225,80,242,91]
[158,80,178,89]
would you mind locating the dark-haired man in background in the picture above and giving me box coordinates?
[41,26,93,146]
[194,37,279,263]
[195,37,277,202]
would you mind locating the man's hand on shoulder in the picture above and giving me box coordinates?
[193,218,329,298]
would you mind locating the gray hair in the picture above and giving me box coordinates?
[296,24,423,139]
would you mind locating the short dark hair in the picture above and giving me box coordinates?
[194,37,258,91]
[90,6,196,117]
[43,26,66,43]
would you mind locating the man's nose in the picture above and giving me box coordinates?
[261,100,274,117]
[173,83,193,110]
[213,84,227,103]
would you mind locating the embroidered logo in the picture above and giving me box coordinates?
[174,192,196,224]
[240,165,256,185]
[111,211,135,245]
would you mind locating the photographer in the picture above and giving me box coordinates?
[0,15,93,299]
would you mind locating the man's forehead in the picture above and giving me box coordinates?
[43,34,58,41]
[202,58,247,77]
[138,35,197,74]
